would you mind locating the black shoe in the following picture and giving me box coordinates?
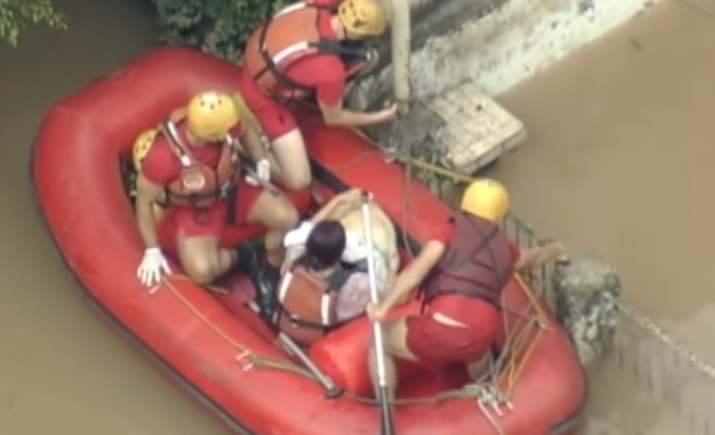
[234,237,262,273]
[251,264,280,322]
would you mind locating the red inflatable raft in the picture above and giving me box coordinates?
[31,46,587,435]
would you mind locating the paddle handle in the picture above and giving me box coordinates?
[379,385,396,435]
[360,192,390,382]
[247,302,343,398]
[360,191,396,435]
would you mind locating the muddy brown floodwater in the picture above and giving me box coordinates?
[1,0,714,433]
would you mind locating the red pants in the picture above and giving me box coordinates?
[165,177,264,238]
[405,301,503,365]
[239,73,298,140]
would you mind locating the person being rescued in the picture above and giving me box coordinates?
[365,179,568,400]
[272,188,399,346]
[239,0,398,200]
[133,91,299,302]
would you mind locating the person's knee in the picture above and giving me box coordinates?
[182,254,220,285]
[279,167,311,191]
[271,131,311,190]
[278,202,300,229]
[261,200,299,232]
[281,161,313,190]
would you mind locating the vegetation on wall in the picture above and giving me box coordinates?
[149,0,289,61]
[0,0,67,46]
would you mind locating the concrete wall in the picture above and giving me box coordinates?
[349,0,661,110]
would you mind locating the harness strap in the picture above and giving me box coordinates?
[255,2,368,101]
[160,118,192,167]
[158,119,238,214]
[421,222,503,312]
[276,257,366,330]
[466,218,505,287]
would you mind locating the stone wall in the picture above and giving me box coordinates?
[349,0,661,110]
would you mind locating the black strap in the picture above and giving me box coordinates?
[421,217,503,310]
[284,310,333,331]
[225,183,238,225]
[160,127,238,209]
[254,4,369,101]
[465,217,505,288]
[277,256,367,331]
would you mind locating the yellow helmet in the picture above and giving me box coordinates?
[132,129,158,171]
[338,0,388,36]
[460,179,510,222]
[186,91,240,142]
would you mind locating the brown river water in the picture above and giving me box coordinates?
[1,0,714,433]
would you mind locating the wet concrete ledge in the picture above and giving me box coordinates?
[349,0,661,110]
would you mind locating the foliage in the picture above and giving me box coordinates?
[149,0,290,61]
[0,0,67,47]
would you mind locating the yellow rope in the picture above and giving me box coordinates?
[161,274,310,375]
[493,273,550,397]
[515,274,549,325]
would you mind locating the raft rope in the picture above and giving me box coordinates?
[161,269,547,406]
[124,104,554,433]
[161,270,536,435]
[127,121,715,389]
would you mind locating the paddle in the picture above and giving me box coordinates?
[245,302,343,399]
[360,191,396,435]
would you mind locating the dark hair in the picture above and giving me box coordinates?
[305,220,346,270]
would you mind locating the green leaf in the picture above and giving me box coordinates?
[148,0,287,60]
[0,0,68,46]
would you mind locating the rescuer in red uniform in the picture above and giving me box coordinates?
[366,179,567,399]
[133,91,299,299]
[240,0,398,200]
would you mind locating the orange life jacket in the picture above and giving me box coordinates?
[242,1,373,100]
[422,212,517,310]
[159,109,241,209]
[275,255,366,346]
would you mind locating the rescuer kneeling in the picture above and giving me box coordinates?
[366,179,567,399]
[133,91,298,298]
[240,0,398,201]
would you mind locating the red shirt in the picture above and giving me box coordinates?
[140,121,246,187]
[240,3,347,108]
[426,220,521,328]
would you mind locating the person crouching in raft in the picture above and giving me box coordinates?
[365,179,567,399]
[133,91,299,300]
[273,188,399,346]
[239,0,398,201]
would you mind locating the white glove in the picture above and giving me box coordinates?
[137,247,171,287]
[256,158,271,184]
[283,221,314,248]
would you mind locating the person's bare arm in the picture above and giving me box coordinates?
[135,174,164,248]
[319,98,397,127]
[514,242,566,272]
[310,189,361,223]
[381,240,446,309]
